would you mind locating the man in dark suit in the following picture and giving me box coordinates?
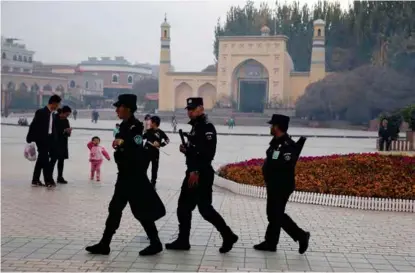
[26,95,62,187]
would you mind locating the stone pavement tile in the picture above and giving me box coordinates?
[129,262,157,270]
[265,260,288,270]
[350,262,375,269]
[176,264,200,271]
[393,265,415,272]
[244,257,266,268]
[388,259,412,267]
[288,264,311,271]
[332,267,355,272]
[371,263,395,270]
[329,261,354,268]
[154,263,179,270]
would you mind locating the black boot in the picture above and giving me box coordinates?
[139,241,163,256]
[298,232,310,254]
[219,232,238,253]
[254,241,277,252]
[57,177,68,184]
[85,243,110,255]
[165,237,191,251]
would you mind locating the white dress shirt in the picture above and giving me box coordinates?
[48,111,53,134]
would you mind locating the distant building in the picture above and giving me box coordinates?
[1,38,105,114]
[1,37,35,73]
[158,18,328,112]
[134,63,175,79]
[33,63,77,74]
[77,56,153,99]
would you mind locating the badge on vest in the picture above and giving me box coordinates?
[134,135,143,145]
[272,151,280,159]
[284,153,292,161]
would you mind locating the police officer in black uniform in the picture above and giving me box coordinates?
[165,97,238,253]
[255,114,310,253]
[85,94,166,256]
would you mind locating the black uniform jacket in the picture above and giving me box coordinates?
[143,128,169,151]
[184,114,216,173]
[262,134,298,193]
[114,115,166,221]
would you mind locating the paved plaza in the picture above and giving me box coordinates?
[1,125,415,272]
[2,116,384,138]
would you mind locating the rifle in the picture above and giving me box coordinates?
[179,129,186,146]
[295,136,307,164]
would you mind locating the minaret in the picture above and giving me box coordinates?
[158,14,172,111]
[309,19,326,82]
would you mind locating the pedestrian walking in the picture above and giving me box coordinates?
[254,114,310,253]
[85,94,165,256]
[165,97,238,253]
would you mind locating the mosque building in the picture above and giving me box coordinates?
[158,17,327,113]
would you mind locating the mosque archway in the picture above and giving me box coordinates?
[232,59,269,113]
[175,82,193,109]
[197,83,216,110]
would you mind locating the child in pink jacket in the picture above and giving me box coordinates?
[87,136,110,181]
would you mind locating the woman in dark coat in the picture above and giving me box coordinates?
[50,106,72,184]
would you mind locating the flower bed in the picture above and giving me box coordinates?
[218,153,415,200]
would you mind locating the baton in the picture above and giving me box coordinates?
[147,141,170,156]
[179,129,186,145]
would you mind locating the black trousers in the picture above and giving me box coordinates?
[265,187,306,245]
[32,141,52,182]
[379,137,391,151]
[101,183,160,245]
[176,168,232,240]
[50,158,65,179]
[144,149,159,183]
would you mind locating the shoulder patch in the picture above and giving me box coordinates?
[134,135,143,145]
[283,152,292,161]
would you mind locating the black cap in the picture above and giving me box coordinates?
[185,97,203,109]
[267,114,290,131]
[144,114,152,120]
[113,94,137,111]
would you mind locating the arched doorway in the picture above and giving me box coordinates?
[31,83,40,107]
[175,82,193,109]
[232,59,269,113]
[198,83,216,110]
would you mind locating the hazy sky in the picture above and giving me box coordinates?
[1,0,349,72]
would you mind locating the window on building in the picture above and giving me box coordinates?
[2,66,10,72]
[69,80,76,88]
[13,55,17,61]
[85,81,89,89]
[13,67,20,72]
[31,83,39,93]
[23,56,27,62]
[112,74,119,83]
[164,30,168,38]
[28,56,32,63]
[56,85,64,92]
[2,52,6,59]
[43,84,52,91]
[18,55,22,61]
[127,75,133,84]
[317,29,321,36]
[19,83,28,92]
